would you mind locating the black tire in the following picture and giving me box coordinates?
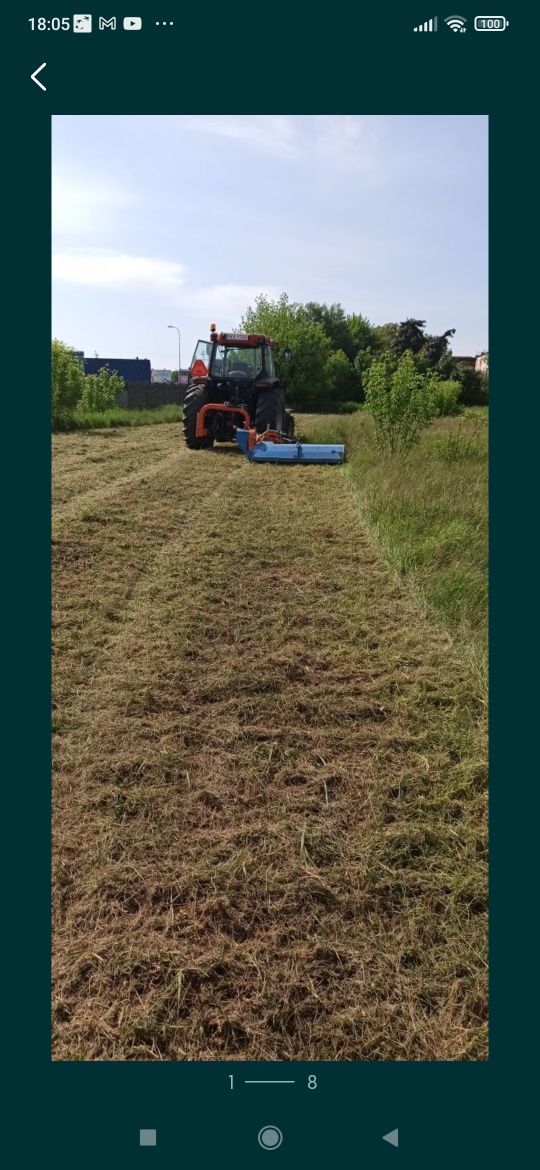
[182,384,213,449]
[254,388,283,434]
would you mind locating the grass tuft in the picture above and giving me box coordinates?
[61,405,183,431]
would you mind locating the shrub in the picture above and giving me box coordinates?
[80,365,125,412]
[430,379,462,417]
[338,400,363,414]
[457,366,488,406]
[365,351,437,453]
[52,339,84,429]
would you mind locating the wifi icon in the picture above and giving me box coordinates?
[445,15,467,32]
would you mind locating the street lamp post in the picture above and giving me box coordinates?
[168,325,181,382]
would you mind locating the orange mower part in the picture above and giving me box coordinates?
[195,402,252,439]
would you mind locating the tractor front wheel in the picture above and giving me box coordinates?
[182,384,214,449]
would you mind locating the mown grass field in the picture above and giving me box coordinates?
[52,413,487,1061]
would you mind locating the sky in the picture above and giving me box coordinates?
[52,115,488,368]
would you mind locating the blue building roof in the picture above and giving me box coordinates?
[83,357,151,382]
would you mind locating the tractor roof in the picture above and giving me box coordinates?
[209,326,276,348]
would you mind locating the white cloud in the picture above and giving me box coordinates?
[52,173,137,237]
[310,115,379,173]
[180,283,280,325]
[178,114,379,173]
[52,249,186,293]
[180,115,298,158]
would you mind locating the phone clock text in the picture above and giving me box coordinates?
[29,17,72,31]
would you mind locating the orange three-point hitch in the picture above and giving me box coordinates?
[195,403,252,438]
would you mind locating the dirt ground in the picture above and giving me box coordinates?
[52,422,487,1061]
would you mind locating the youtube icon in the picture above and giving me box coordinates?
[123,17,142,30]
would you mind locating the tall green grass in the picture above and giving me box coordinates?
[61,405,182,431]
[299,408,487,662]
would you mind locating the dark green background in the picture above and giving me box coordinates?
[6,5,535,1166]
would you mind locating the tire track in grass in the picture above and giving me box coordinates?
[53,448,487,1062]
[54,452,181,522]
[52,424,182,509]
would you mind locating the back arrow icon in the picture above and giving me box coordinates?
[31,62,47,91]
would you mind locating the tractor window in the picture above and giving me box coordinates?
[211,345,264,378]
[190,339,212,375]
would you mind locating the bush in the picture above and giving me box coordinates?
[80,364,124,412]
[430,380,462,417]
[365,351,438,454]
[52,339,84,429]
[338,401,363,414]
[457,366,488,406]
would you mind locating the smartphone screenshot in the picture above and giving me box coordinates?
[6,6,533,1167]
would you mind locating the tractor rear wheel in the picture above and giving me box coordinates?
[182,384,214,449]
[254,388,283,435]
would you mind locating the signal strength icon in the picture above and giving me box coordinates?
[413,16,438,32]
[445,15,467,31]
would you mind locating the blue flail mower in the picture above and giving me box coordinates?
[236,427,345,465]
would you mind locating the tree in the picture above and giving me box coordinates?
[371,322,399,353]
[365,351,438,453]
[241,293,332,410]
[347,313,375,359]
[435,351,460,380]
[422,328,456,366]
[353,348,376,402]
[393,318,456,369]
[80,364,124,411]
[171,370,179,384]
[392,318,427,356]
[303,303,375,364]
[51,339,84,429]
[304,302,352,357]
[325,350,361,407]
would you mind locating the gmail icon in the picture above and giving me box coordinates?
[98,16,117,30]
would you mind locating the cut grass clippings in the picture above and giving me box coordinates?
[52,420,487,1061]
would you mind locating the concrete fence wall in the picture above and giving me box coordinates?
[117,381,185,409]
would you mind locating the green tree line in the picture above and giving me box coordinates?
[241,294,488,413]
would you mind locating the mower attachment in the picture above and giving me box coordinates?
[236,427,345,465]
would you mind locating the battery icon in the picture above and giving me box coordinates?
[474,16,509,30]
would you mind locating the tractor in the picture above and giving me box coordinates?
[182,326,294,450]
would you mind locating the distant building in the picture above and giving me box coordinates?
[83,357,151,382]
[151,368,173,383]
[475,351,489,374]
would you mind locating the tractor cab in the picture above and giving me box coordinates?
[190,331,276,385]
